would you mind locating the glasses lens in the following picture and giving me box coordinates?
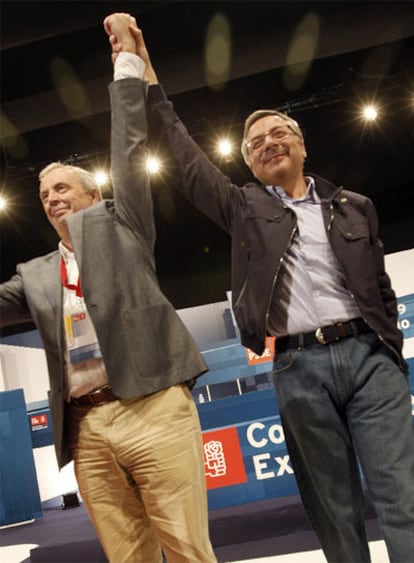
[271,127,289,141]
[247,126,290,153]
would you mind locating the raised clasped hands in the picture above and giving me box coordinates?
[103,12,158,84]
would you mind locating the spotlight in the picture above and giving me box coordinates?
[362,104,378,122]
[217,138,233,157]
[0,195,7,211]
[146,156,161,174]
[94,170,109,186]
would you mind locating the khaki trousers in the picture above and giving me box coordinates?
[68,384,216,562]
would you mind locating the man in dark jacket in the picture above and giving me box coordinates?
[0,13,217,563]
[109,15,414,563]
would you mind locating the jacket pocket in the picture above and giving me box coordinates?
[336,221,370,241]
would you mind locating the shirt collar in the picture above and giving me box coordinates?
[266,176,319,203]
[59,240,74,262]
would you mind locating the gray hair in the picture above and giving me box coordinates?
[241,109,304,165]
[39,162,102,199]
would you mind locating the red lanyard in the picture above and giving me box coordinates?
[60,257,83,297]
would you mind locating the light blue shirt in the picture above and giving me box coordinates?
[267,177,361,336]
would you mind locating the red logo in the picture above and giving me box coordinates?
[202,427,247,489]
[245,336,275,365]
[73,312,86,322]
[30,414,48,431]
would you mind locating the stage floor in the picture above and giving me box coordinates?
[0,494,386,563]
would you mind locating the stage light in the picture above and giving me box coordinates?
[0,195,7,212]
[146,156,161,174]
[217,138,233,157]
[362,104,378,121]
[94,170,109,186]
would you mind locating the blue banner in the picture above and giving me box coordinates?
[397,293,414,339]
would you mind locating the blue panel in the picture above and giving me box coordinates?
[198,389,299,510]
[0,389,42,525]
[0,329,43,349]
[198,388,278,429]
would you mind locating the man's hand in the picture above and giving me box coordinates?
[128,24,158,85]
[103,12,158,84]
[103,13,137,56]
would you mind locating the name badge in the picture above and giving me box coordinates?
[65,312,102,364]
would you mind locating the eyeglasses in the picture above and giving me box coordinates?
[245,124,295,154]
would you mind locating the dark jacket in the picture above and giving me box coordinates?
[148,84,406,373]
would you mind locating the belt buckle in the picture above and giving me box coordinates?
[89,386,111,406]
[315,323,346,345]
[315,327,327,345]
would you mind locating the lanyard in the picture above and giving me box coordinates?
[60,257,83,297]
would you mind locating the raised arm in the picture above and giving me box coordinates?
[132,21,240,233]
[104,13,155,244]
[105,13,241,234]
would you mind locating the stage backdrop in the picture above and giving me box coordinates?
[0,249,413,511]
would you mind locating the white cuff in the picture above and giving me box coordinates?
[114,52,146,80]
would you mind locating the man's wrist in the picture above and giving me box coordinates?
[114,52,146,80]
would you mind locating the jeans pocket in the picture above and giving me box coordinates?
[272,350,296,377]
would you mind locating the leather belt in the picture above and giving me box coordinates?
[276,318,373,354]
[70,385,119,407]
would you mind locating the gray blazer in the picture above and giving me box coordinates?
[0,78,207,468]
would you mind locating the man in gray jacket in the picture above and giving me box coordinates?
[109,15,414,563]
[0,13,216,563]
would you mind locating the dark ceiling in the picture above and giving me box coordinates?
[1,1,414,326]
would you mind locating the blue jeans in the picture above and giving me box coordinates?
[273,332,414,563]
